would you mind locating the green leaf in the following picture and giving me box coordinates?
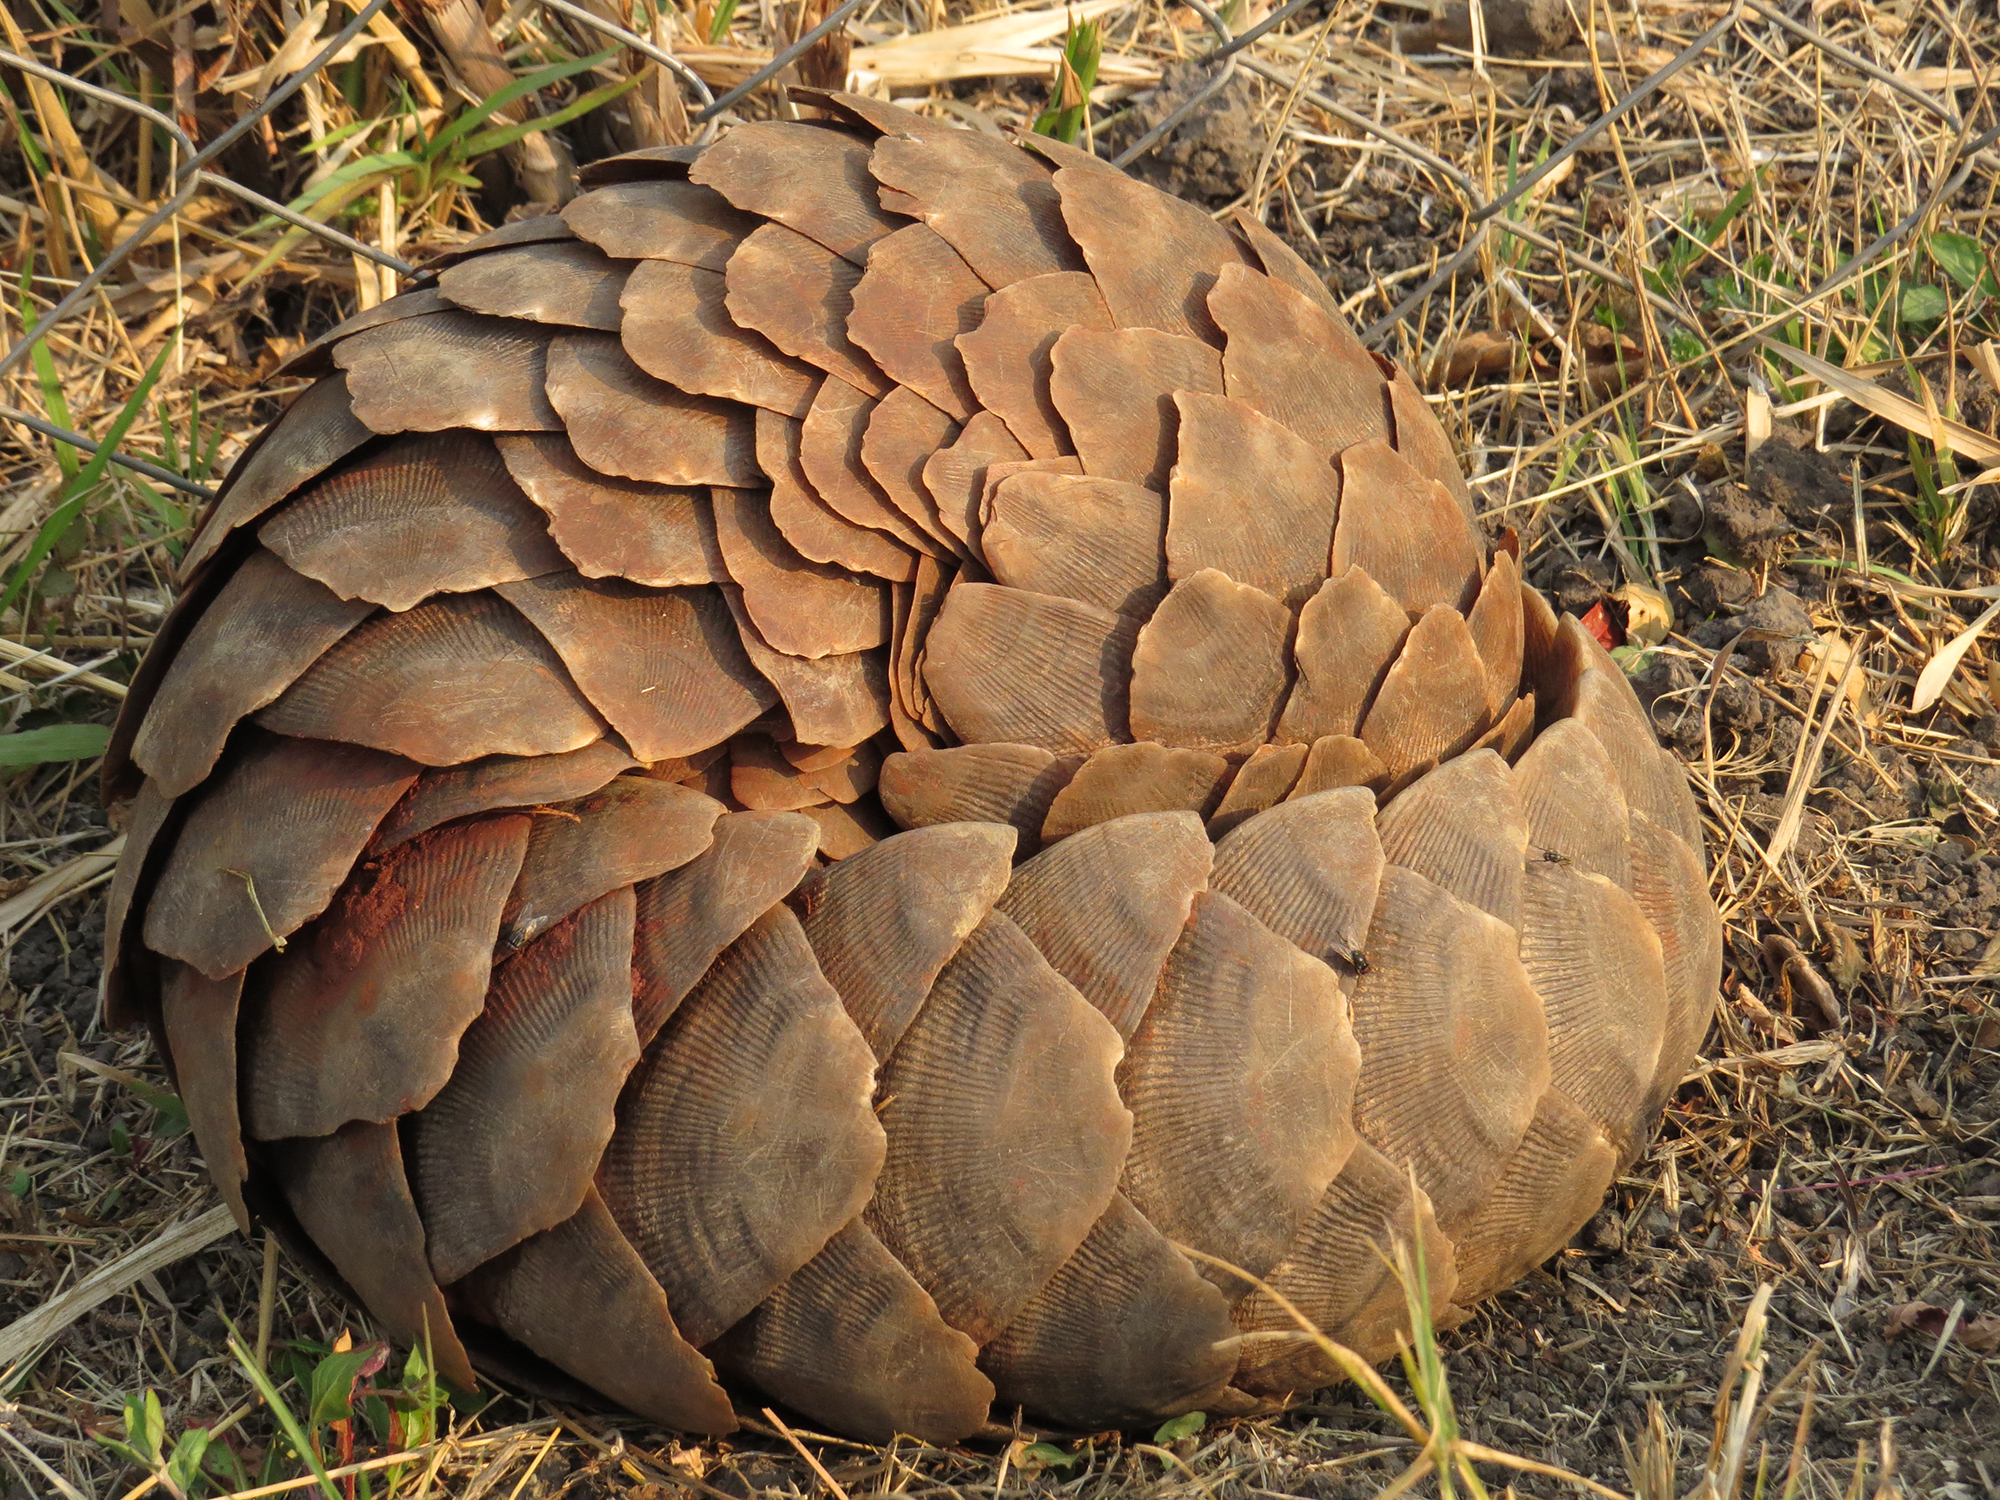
[708,0,739,43]
[1900,283,1948,327]
[5,1168,29,1197]
[307,1342,390,1430]
[0,722,110,768]
[227,1332,344,1500]
[166,1427,213,1494]
[1152,1411,1205,1444]
[460,75,639,159]
[1024,1442,1080,1469]
[1931,231,1998,297]
[131,1080,191,1137]
[1032,17,1101,144]
[427,49,619,162]
[0,340,176,622]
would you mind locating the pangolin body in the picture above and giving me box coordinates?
[100,91,1720,1442]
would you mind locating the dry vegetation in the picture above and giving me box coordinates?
[0,0,1995,1495]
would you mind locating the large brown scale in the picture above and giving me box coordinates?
[100,91,1721,1443]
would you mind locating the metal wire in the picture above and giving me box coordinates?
[0,405,216,500]
[538,0,719,119]
[0,0,396,385]
[693,0,870,122]
[0,0,1990,495]
[1111,0,1326,168]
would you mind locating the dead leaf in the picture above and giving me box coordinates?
[1883,1301,1947,1340]
[1911,597,2000,714]
[1760,340,2000,465]
[1961,1315,2000,1354]
[1435,328,1517,386]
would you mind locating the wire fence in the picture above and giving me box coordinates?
[0,0,1991,505]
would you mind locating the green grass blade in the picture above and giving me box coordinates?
[459,75,640,158]
[0,340,174,622]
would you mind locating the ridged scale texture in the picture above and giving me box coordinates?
[102,92,1721,1443]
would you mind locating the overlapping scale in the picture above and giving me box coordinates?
[861,387,963,553]
[1515,862,1669,1157]
[689,119,900,263]
[847,224,987,418]
[1208,263,1388,456]
[544,332,760,486]
[619,259,819,416]
[370,740,635,851]
[1054,165,1250,342]
[1208,742,1309,836]
[1209,789,1384,971]
[1129,569,1292,753]
[1387,368,1476,520]
[983,471,1167,617]
[134,549,375,797]
[496,572,775,760]
[1049,326,1222,490]
[799,378,936,553]
[500,776,721,948]
[981,1193,1238,1430]
[406,889,640,1283]
[922,411,1028,551]
[1347,867,1548,1231]
[924,583,1139,754]
[1120,891,1361,1288]
[1278,567,1410,744]
[798,822,1015,1059]
[1233,1140,1456,1391]
[717,1219,993,1444]
[956,271,1110,458]
[1332,439,1482,616]
[727,225,889,396]
[712,486,891,656]
[335,311,562,433]
[631,809,820,1045]
[265,1122,478,1390]
[437,239,629,329]
[599,907,884,1346]
[496,432,726,587]
[868,123,1082,288]
[1624,809,1722,1118]
[256,591,608,764]
[1446,1091,1616,1307]
[146,732,418,978]
[1167,392,1340,607]
[456,1186,735,1432]
[260,432,568,611]
[160,962,248,1230]
[1359,605,1491,780]
[867,911,1130,1344]
[1039,743,1230,842]
[756,408,917,582]
[560,178,755,268]
[876,742,1078,846]
[241,815,529,1139]
[181,375,373,575]
[1512,717,1633,887]
[1374,752,1527,929]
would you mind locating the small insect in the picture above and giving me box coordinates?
[1539,847,1570,864]
[1341,946,1371,975]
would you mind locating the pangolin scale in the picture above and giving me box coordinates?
[101,91,1720,1442]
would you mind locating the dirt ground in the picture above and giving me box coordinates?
[1,0,1998,1496]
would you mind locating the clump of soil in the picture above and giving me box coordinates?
[1110,60,1263,205]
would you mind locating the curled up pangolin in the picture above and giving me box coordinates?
[100,90,1720,1444]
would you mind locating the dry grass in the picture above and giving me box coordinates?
[0,0,1995,1495]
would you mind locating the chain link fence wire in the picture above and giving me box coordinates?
[0,0,1991,503]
